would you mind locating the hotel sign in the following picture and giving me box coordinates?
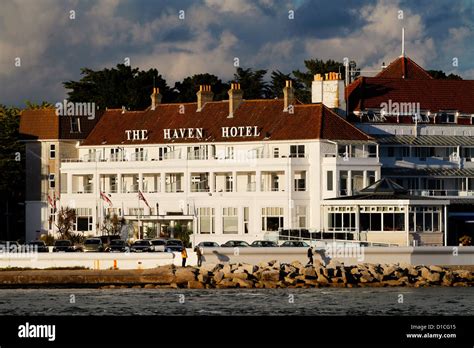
[162,126,260,140]
[125,129,148,141]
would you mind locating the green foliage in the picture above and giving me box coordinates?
[174,73,229,102]
[63,64,176,110]
[172,223,192,248]
[267,70,305,100]
[293,59,359,103]
[427,70,463,80]
[55,207,76,239]
[0,105,23,193]
[40,234,55,246]
[232,67,269,99]
[101,213,125,235]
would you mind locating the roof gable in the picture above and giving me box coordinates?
[376,56,433,80]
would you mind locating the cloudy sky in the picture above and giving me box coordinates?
[1,0,473,107]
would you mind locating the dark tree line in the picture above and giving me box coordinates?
[62,58,365,109]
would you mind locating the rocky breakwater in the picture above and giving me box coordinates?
[148,260,473,289]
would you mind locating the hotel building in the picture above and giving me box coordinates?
[19,55,474,247]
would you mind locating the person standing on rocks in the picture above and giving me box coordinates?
[195,246,203,267]
[307,246,314,265]
[181,247,188,267]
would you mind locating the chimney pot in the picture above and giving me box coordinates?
[197,85,214,112]
[151,87,162,110]
[283,80,295,112]
[228,83,243,118]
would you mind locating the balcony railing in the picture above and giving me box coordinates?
[409,189,474,197]
[122,184,139,193]
[72,184,93,194]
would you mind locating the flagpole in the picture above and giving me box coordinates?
[138,191,141,239]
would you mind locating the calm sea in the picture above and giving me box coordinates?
[0,287,472,316]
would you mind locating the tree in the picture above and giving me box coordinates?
[101,213,125,236]
[63,64,177,110]
[293,59,359,103]
[55,207,76,240]
[174,73,229,102]
[427,70,463,80]
[267,70,305,100]
[232,67,269,99]
[170,223,192,248]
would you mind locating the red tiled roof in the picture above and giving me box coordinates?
[376,56,433,79]
[19,109,59,140]
[82,100,371,146]
[347,77,474,114]
[20,109,102,140]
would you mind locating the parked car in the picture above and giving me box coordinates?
[221,240,250,248]
[164,239,184,252]
[99,235,121,249]
[280,241,310,247]
[25,240,49,252]
[106,239,130,252]
[250,240,278,247]
[83,238,104,252]
[196,241,220,248]
[150,239,166,252]
[53,240,75,252]
[130,240,153,252]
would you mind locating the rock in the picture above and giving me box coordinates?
[213,271,224,283]
[222,264,231,274]
[420,267,441,283]
[216,279,237,288]
[359,271,374,283]
[414,280,428,288]
[290,261,304,270]
[197,274,209,283]
[143,284,154,289]
[302,267,316,278]
[452,282,469,287]
[143,266,176,284]
[284,277,297,285]
[230,272,248,280]
[429,265,444,273]
[131,285,142,289]
[261,270,280,282]
[174,268,196,284]
[240,264,256,274]
[188,280,205,289]
[382,279,405,286]
[304,279,320,287]
[453,270,472,281]
[382,265,397,277]
[442,272,454,286]
[260,281,277,289]
[234,278,254,288]
[317,274,329,285]
[199,263,218,273]
[327,259,343,269]
[170,283,178,289]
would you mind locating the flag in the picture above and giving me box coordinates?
[47,194,54,208]
[100,191,113,207]
[138,190,151,209]
[53,192,57,210]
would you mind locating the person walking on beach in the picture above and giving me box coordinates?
[194,246,203,267]
[307,246,314,265]
[181,247,188,267]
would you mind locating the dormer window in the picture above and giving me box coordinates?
[70,117,81,133]
[439,111,456,124]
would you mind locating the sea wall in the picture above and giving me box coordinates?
[0,246,473,270]
[0,262,472,288]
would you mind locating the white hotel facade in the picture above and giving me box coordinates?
[21,56,474,247]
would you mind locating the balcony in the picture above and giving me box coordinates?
[408,189,474,197]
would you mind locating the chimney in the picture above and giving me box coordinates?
[196,85,214,112]
[311,72,346,117]
[228,83,243,118]
[150,87,162,110]
[283,80,294,112]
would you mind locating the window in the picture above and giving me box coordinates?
[226,146,234,159]
[158,146,169,160]
[387,147,395,157]
[60,173,67,194]
[367,171,376,186]
[290,145,305,158]
[273,147,280,158]
[327,171,333,191]
[440,112,455,123]
[296,206,307,228]
[352,171,364,194]
[70,117,81,133]
[110,148,122,161]
[49,144,56,159]
[243,207,249,234]
[198,208,215,234]
[73,208,93,232]
[367,145,377,157]
[49,174,55,189]
[134,148,145,161]
[225,175,233,192]
[339,171,348,195]
[223,207,238,234]
[294,171,306,191]
[262,207,284,231]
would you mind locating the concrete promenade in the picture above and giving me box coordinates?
[0,246,473,270]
